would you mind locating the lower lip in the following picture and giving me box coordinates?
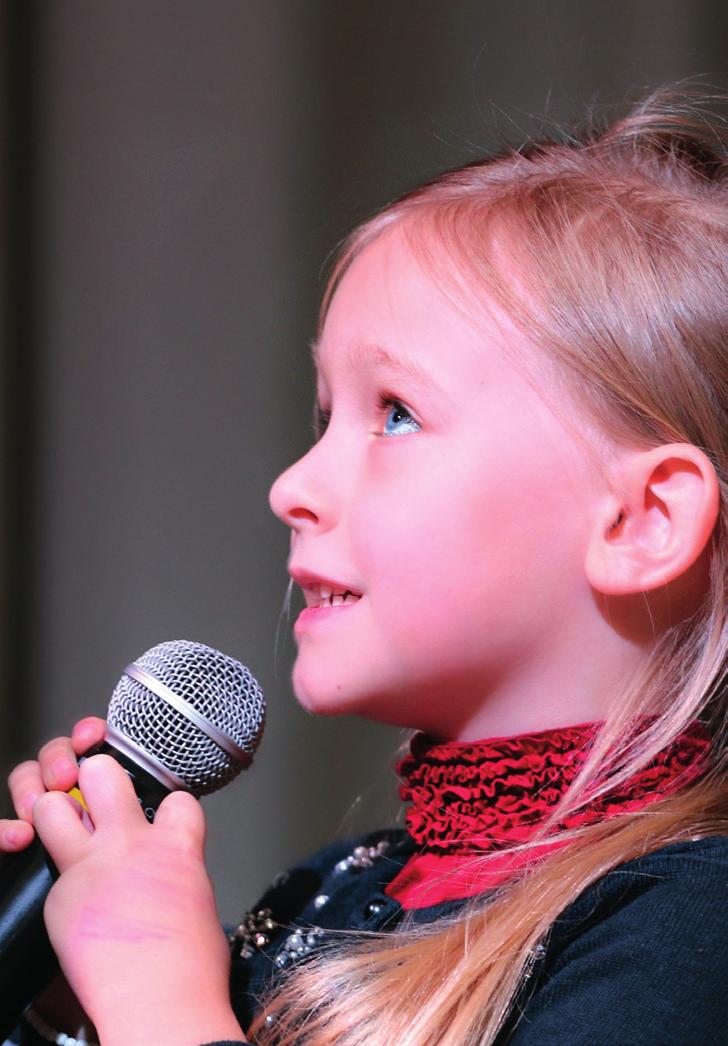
[294,600,361,636]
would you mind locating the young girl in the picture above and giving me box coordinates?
[3,88,728,1045]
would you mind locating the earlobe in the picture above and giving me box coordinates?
[584,443,720,596]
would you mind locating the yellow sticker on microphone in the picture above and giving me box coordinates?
[68,785,89,812]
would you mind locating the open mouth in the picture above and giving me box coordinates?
[306,583,362,609]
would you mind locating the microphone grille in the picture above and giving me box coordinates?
[107,640,265,796]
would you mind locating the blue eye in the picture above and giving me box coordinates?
[378,396,421,437]
[311,396,421,441]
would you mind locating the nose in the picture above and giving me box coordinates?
[269,444,331,531]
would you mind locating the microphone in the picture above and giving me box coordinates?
[0,639,266,1040]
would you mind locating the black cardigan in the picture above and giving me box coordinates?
[222,830,728,1044]
[15,832,728,1045]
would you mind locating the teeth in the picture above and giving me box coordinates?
[311,583,361,608]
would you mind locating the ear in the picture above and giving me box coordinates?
[584,443,720,595]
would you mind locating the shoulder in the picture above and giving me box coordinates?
[556,834,728,935]
[508,837,728,1045]
[595,832,728,884]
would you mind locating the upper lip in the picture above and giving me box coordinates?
[289,565,363,603]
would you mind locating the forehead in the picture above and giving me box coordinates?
[312,225,610,468]
[312,226,498,388]
[310,338,441,394]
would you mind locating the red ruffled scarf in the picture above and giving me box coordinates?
[385,719,711,910]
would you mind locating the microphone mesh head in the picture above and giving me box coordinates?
[106,640,265,796]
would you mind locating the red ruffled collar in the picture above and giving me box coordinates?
[385,719,710,909]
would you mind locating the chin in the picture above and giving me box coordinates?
[291,668,426,729]
[291,665,364,718]
[293,690,345,717]
[291,667,350,717]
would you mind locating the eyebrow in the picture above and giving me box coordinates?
[309,339,440,392]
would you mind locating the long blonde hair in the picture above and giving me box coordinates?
[253,89,728,1045]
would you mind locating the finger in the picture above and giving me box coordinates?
[154,790,206,856]
[33,792,90,872]
[71,716,106,756]
[76,755,147,834]
[0,818,34,850]
[38,737,79,792]
[8,760,45,821]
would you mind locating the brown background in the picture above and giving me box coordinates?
[1,0,726,920]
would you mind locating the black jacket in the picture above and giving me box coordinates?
[224,829,728,1045]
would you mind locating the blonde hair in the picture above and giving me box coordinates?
[253,89,728,1045]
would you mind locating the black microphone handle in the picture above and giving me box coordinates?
[0,740,172,1041]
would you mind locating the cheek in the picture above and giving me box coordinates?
[349,474,506,642]
[350,444,582,655]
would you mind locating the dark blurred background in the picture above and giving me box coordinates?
[1,0,726,920]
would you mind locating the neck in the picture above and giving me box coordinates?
[432,635,648,742]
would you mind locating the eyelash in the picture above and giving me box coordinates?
[313,394,420,440]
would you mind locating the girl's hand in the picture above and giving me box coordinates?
[33,754,247,1046]
[1,716,106,850]
[0,718,106,1038]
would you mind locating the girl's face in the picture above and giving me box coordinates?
[269,225,608,740]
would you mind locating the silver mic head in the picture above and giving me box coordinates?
[105,640,265,796]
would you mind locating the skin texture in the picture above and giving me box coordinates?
[270,225,680,740]
[1,721,247,1044]
[33,756,246,1046]
[0,223,719,1040]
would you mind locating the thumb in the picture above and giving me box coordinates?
[154,790,206,855]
